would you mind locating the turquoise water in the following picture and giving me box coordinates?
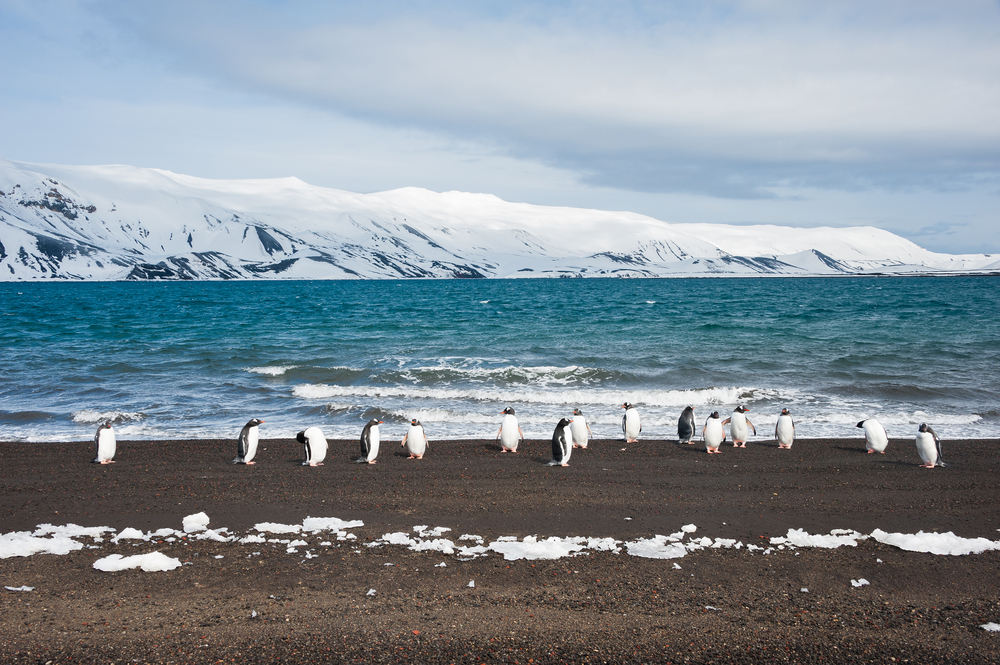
[1,276,997,442]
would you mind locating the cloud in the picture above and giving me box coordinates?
[86,0,1000,198]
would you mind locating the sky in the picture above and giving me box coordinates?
[1,0,998,254]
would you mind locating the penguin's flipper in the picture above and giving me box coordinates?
[747,419,756,435]
[721,418,731,426]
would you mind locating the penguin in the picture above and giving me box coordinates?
[233,418,265,464]
[401,419,428,459]
[677,406,696,445]
[497,406,524,453]
[571,408,593,449]
[296,426,328,466]
[548,417,573,466]
[721,406,756,447]
[92,421,116,464]
[358,418,383,464]
[703,411,725,454]
[856,418,888,454]
[775,408,795,449]
[621,402,641,442]
[915,423,946,468]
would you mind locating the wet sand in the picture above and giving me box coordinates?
[2,436,1000,663]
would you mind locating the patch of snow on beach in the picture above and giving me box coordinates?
[625,535,688,560]
[302,517,364,532]
[1,524,113,559]
[870,529,1000,555]
[488,536,617,561]
[255,522,301,534]
[93,552,182,572]
[981,623,1000,632]
[772,529,867,548]
[5,586,34,592]
[183,512,211,533]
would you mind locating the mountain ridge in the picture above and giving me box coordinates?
[2,158,997,281]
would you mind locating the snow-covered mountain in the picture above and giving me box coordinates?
[1,158,997,281]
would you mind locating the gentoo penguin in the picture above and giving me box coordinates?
[721,406,756,447]
[571,408,593,449]
[915,423,946,468]
[233,418,265,464]
[296,426,328,466]
[497,407,524,453]
[358,418,383,464]
[401,419,428,459]
[548,417,573,466]
[775,408,795,449]
[703,411,725,454]
[92,421,116,464]
[621,403,641,442]
[677,406,696,445]
[856,418,888,454]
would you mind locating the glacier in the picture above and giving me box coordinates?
[1,157,997,281]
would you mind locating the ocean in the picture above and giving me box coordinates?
[1,276,997,443]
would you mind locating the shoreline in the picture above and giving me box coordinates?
[3,437,1000,663]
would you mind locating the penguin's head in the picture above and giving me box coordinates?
[369,418,384,426]
[735,405,748,413]
[296,431,306,443]
[781,408,790,415]
[918,422,929,433]
[573,408,583,416]
[502,406,515,415]
[247,418,264,427]
[411,418,421,426]
[710,411,720,419]
[855,420,866,428]
[622,402,632,410]
[557,417,572,427]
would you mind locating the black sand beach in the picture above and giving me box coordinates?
[3,436,1000,663]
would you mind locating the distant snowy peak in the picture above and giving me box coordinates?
[1,157,997,281]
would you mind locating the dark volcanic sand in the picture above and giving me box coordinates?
[2,436,1000,663]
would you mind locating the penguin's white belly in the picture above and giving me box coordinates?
[499,415,520,450]
[623,411,640,440]
[915,432,938,465]
[864,422,888,452]
[561,426,573,464]
[243,430,259,463]
[730,414,749,442]
[571,418,589,448]
[775,416,794,447]
[303,427,328,464]
[95,430,116,462]
[405,427,427,456]
[365,426,381,462]
[704,421,724,449]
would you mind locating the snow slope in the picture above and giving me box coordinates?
[1,158,996,281]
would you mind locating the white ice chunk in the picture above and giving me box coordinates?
[851,578,870,587]
[488,536,587,561]
[112,527,147,543]
[778,529,866,548]
[981,623,1000,632]
[681,524,697,533]
[366,589,377,596]
[5,586,34,592]
[468,580,475,588]
[255,523,301,534]
[870,529,1000,556]
[302,517,364,532]
[182,512,210,533]
[625,536,687,560]
[93,552,182,572]
[238,535,266,544]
